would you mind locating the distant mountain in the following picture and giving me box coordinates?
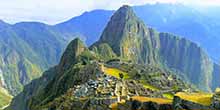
[9,5,219,110]
[54,10,114,45]
[133,4,220,62]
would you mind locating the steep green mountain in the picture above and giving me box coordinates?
[0,21,79,96]
[8,38,193,110]
[0,11,99,107]
[92,6,160,65]
[56,4,220,62]
[92,5,215,91]
[9,5,219,110]
[9,38,97,110]
[1,4,220,100]
[55,3,220,90]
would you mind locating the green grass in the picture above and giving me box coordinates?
[163,93,174,99]
[102,66,129,79]
[175,92,213,106]
[140,80,159,91]
[132,96,172,104]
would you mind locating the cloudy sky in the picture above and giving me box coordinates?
[0,0,219,24]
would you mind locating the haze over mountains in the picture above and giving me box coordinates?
[0,3,220,109]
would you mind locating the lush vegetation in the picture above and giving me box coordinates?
[102,66,129,79]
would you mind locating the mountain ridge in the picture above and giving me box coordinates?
[1,3,220,109]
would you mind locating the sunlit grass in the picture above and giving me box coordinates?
[140,80,159,91]
[175,92,213,106]
[142,83,159,91]
[103,66,129,79]
[132,96,172,104]
[163,93,174,99]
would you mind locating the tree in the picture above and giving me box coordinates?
[119,73,124,79]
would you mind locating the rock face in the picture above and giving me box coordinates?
[159,33,213,91]
[212,64,220,90]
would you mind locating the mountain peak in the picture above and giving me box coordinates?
[59,38,87,70]
[111,5,136,22]
[117,5,134,14]
[97,5,149,57]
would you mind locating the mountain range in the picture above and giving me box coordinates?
[0,3,220,109]
[55,3,220,62]
[8,5,220,110]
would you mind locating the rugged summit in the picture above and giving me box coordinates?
[94,5,159,65]
[93,5,214,91]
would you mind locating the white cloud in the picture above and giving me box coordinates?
[0,0,219,24]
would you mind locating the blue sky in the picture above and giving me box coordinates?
[0,0,219,24]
